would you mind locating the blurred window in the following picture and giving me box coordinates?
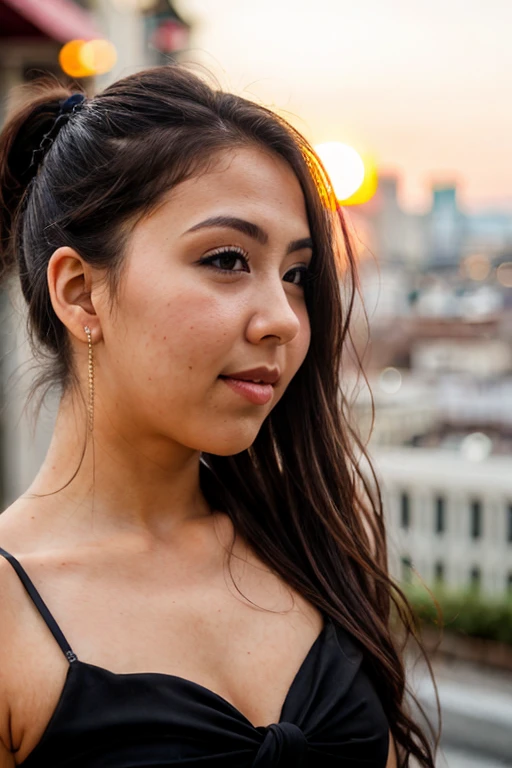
[434,561,444,584]
[470,500,482,539]
[469,566,481,590]
[507,504,512,543]
[400,492,410,530]
[401,556,412,583]
[435,496,445,534]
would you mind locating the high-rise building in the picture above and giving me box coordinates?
[427,184,466,269]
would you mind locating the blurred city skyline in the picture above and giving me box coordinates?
[177,0,512,214]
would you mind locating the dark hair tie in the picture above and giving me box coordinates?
[59,93,87,115]
[30,93,87,170]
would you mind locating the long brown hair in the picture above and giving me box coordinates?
[0,64,438,765]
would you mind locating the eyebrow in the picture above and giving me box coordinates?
[182,215,313,255]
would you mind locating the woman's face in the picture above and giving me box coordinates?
[95,146,312,456]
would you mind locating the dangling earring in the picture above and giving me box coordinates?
[84,326,94,433]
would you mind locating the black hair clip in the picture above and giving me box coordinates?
[30,93,87,171]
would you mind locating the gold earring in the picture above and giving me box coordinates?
[84,326,94,433]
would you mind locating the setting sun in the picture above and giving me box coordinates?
[314,142,365,202]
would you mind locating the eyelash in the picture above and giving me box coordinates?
[198,245,310,287]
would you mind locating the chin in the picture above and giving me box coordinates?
[196,421,264,457]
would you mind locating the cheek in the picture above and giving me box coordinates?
[272,308,310,405]
[292,307,311,369]
[122,280,242,385]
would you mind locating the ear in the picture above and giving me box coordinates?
[47,247,103,344]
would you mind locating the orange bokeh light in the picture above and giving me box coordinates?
[59,39,117,78]
[59,40,95,78]
[80,40,117,76]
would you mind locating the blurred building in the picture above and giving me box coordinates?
[142,0,190,67]
[359,174,512,277]
[374,448,512,597]
[464,211,512,262]
[427,185,466,269]
[351,187,512,594]
[358,311,512,440]
[0,1,190,107]
[0,0,100,122]
[357,174,428,267]
[93,0,190,87]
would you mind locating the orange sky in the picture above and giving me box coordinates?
[178,0,512,214]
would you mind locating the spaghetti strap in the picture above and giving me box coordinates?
[0,547,77,663]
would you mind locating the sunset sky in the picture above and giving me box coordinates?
[177,0,512,214]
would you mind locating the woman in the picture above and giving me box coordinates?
[0,66,436,767]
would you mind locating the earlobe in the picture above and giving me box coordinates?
[47,246,103,342]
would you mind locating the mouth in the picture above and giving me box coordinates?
[220,367,281,385]
[219,374,277,406]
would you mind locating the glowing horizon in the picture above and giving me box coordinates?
[178,0,512,214]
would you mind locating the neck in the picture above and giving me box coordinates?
[27,390,212,543]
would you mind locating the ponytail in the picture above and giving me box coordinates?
[0,82,75,284]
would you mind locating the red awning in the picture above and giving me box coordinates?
[2,0,101,43]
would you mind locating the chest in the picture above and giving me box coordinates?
[9,557,323,762]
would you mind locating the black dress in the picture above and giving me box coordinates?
[0,547,389,767]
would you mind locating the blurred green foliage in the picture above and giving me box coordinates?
[404,584,512,646]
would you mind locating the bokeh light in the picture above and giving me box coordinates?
[80,40,117,76]
[59,39,117,78]
[461,254,492,281]
[460,432,493,462]
[379,367,402,394]
[496,261,512,287]
[59,40,94,79]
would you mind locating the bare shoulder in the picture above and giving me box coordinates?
[0,497,52,645]
[0,554,27,763]
[0,496,44,549]
[0,545,29,656]
[0,499,45,760]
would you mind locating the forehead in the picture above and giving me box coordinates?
[160,146,310,234]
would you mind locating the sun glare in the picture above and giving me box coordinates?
[314,142,365,202]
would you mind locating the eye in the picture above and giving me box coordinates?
[283,265,310,287]
[199,245,250,273]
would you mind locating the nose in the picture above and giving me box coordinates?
[245,279,302,346]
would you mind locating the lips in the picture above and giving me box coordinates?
[219,367,280,406]
[220,367,280,386]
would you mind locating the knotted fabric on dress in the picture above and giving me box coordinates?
[252,722,308,767]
